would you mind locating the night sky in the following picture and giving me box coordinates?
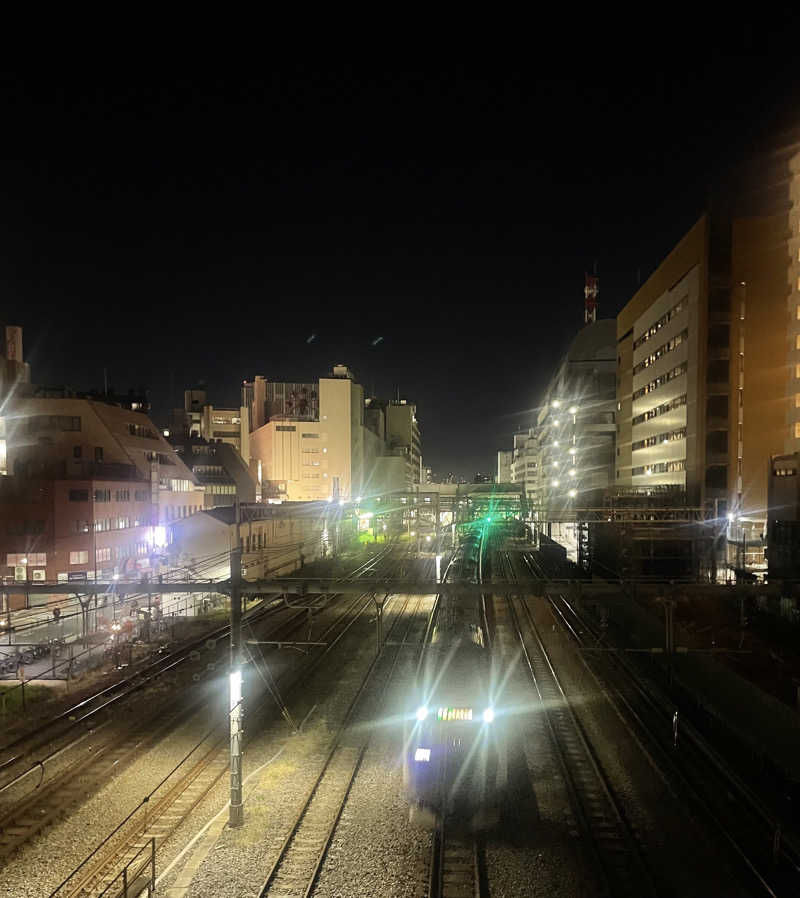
[2,54,798,477]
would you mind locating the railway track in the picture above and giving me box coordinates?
[524,551,800,896]
[258,590,430,898]
[500,551,656,898]
[48,545,407,898]
[0,592,328,860]
[2,548,385,774]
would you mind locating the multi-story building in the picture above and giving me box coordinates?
[169,387,250,465]
[1,472,159,589]
[536,319,616,521]
[4,394,203,528]
[616,131,800,570]
[496,450,512,484]
[0,324,32,476]
[246,366,419,502]
[509,429,540,505]
[365,398,422,487]
[616,218,727,511]
[168,435,257,507]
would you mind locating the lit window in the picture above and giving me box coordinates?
[795,422,800,439]
[796,394,800,409]
[795,334,800,351]
[796,364,800,379]
[796,305,800,320]
[69,550,89,565]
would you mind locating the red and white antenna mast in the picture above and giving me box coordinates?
[584,271,599,324]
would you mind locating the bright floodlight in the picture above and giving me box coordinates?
[356,496,362,502]
[416,706,428,721]
[551,400,561,408]
[568,489,577,498]
[482,708,495,723]
[230,669,242,712]
[338,499,345,506]
[552,479,559,487]
[569,468,576,477]
[569,406,577,414]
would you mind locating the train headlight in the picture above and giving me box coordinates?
[482,708,495,724]
[416,706,429,722]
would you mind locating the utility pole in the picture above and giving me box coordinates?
[373,592,388,656]
[229,501,244,828]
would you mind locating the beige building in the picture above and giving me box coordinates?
[496,449,512,484]
[169,387,250,465]
[617,134,800,548]
[616,217,728,514]
[248,366,412,502]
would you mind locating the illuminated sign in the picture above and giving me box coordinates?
[436,707,473,722]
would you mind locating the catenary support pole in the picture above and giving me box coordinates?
[229,501,244,827]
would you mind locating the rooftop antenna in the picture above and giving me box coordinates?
[396,385,400,402]
[103,367,108,396]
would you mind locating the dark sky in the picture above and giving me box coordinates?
[2,54,798,476]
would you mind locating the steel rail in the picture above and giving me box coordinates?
[1,547,393,771]
[0,591,339,860]
[501,551,656,898]
[530,553,799,897]
[256,581,426,898]
[48,545,405,898]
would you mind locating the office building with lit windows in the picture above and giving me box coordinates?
[616,132,800,575]
[536,319,617,524]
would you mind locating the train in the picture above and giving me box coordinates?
[403,532,507,829]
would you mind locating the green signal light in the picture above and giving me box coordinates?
[486,516,491,523]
